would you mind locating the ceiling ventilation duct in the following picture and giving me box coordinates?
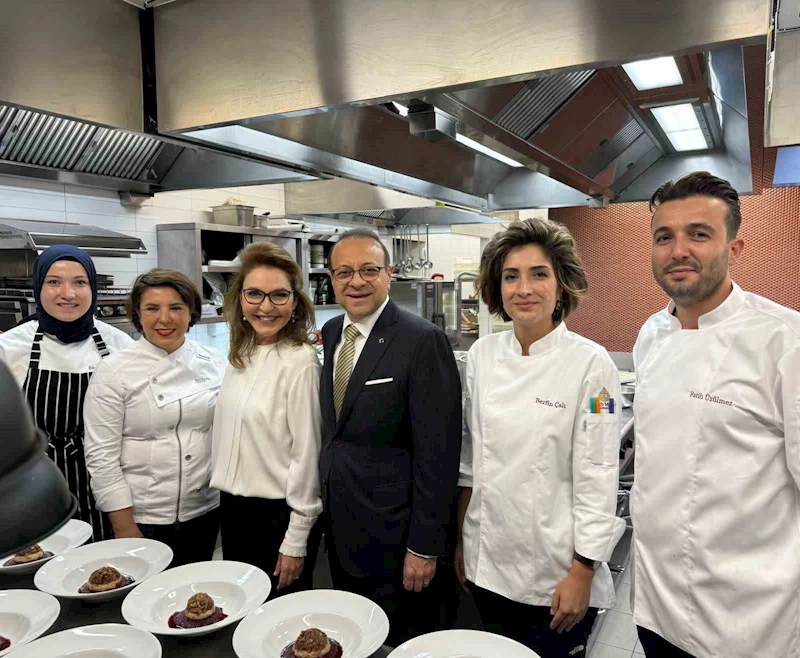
[407,102,458,142]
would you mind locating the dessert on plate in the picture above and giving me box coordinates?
[168,592,228,629]
[0,635,9,651]
[3,544,53,567]
[78,565,135,593]
[281,628,343,658]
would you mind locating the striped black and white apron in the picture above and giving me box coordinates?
[22,328,114,542]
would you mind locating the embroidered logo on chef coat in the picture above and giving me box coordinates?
[589,387,615,414]
[195,376,210,383]
[536,397,567,409]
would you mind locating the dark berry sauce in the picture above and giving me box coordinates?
[168,607,227,629]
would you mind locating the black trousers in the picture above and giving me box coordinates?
[638,626,697,658]
[219,492,321,598]
[471,583,598,658]
[138,507,220,568]
[327,540,459,647]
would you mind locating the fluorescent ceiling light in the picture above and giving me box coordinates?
[622,56,683,91]
[455,133,525,167]
[651,103,710,152]
[391,101,409,117]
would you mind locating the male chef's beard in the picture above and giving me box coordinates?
[654,250,729,306]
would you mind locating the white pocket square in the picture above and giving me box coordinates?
[365,377,393,386]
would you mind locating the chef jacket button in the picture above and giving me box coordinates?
[152,377,157,384]
[185,454,192,461]
[158,394,164,401]
[169,425,175,430]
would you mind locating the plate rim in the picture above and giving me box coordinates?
[0,520,94,575]
[32,537,173,599]
[0,589,61,657]
[232,588,390,658]
[3,622,161,658]
[120,559,272,637]
[387,629,541,657]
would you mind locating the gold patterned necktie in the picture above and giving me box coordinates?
[333,324,361,419]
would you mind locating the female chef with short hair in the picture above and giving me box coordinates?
[0,245,133,542]
[455,218,625,658]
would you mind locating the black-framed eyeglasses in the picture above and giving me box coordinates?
[241,288,294,306]
[330,266,386,282]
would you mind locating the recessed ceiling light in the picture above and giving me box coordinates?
[651,103,710,152]
[622,56,683,91]
[455,133,525,168]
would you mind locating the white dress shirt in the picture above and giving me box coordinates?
[0,319,133,384]
[211,341,323,557]
[632,283,800,658]
[460,323,625,607]
[83,338,225,525]
[332,297,390,372]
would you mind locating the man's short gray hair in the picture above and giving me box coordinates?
[330,228,391,267]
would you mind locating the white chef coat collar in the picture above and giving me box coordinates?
[666,282,745,330]
[509,320,567,356]
[137,335,188,362]
[342,296,390,341]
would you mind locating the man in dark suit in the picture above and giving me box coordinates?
[320,228,462,646]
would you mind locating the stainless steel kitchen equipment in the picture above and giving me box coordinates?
[211,203,255,227]
[391,279,479,351]
[0,218,148,332]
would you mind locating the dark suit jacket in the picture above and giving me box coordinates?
[319,299,462,578]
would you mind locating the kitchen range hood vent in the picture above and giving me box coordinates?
[0,218,148,257]
[494,70,595,139]
[578,118,645,179]
[0,105,163,182]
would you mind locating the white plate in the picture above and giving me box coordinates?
[121,560,271,637]
[34,538,173,602]
[0,590,60,656]
[232,589,389,658]
[0,520,93,576]
[8,623,161,658]
[388,629,541,658]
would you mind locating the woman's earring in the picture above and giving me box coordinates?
[243,315,248,322]
[290,312,297,323]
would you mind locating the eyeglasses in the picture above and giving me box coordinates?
[330,266,386,282]
[241,288,294,306]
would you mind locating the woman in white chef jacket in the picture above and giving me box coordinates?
[455,218,625,658]
[83,269,225,566]
[0,245,133,542]
[211,242,322,597]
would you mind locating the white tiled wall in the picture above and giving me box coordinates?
[426,233,482,280]
[0,173,285,288]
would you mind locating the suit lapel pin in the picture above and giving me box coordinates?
[379,337,385,344]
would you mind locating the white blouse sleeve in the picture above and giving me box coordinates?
[83,360,133,513]
[280,357,323,557]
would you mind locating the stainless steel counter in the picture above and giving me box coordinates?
[0,572,392,658]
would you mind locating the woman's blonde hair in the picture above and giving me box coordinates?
[224,242,315,368]
[476,218,588,323]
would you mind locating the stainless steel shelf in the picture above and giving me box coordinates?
[309,268,329,275]
[202,265,239,273]
[313,304,341,311]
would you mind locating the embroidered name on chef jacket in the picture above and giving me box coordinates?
[536,397,567,409]
[689,390,733,407]
[589,387,615,414]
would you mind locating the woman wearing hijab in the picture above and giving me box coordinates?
[0,245,133,541]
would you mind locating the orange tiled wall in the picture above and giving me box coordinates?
[550,185,800,352]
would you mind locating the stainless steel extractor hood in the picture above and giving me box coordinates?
[0,219,147,257]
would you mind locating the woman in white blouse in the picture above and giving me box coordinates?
[211,242,322,596]
[456,219,625,658]
[83,269,225,566]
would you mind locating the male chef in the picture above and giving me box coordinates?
[632,171,800,658]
